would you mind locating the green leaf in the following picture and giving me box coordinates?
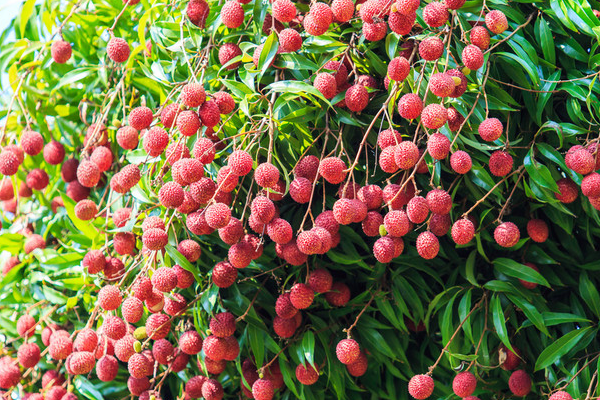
[534,326,595,371]
[266,80,332,106]
[578,272,600,318]
[301,330,315,368]
[60,193,100,241]
[19,0,36,38]
[491,294,514,354]
[247,324,265,369]
[493,258,550,287]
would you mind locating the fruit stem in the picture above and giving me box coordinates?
[344,289,377,339]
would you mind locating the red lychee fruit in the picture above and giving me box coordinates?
[345,84,369,112]
[278,28,302,53]
[24,234,46,254]
[430,213,451,236]
[0,151,19,176]
[152,267,178,292]
[289,177,312,204]
[346,351,368,376]
[363,21,387,41]
[26,168,49,191]
[451,218,475,245]
[142,228,168,251]
[427,133,450,160]
[398,93,423,119]
[250,195,275,223]
[423,2,448,27]
[17,342,40,368]
[462,44,484,70]
[49,335,73,360]
[470,26,491,50]
[426,189,452,215]
[494,221,520,247]
[199,100,221,127]
[419,36,444,61]
[582,172,600,198]
[142,126,168,157]
[221,0,245,28]
[450,151,472,174]
[107,37,130,62]
[408,374,435,399]
[508,370,531,397]
[179,330,203,355]
[228,150,253,176]
[566,148,595,175]
[416,231,439,259]
[218,43,242,70]
[394,141,419,170]
[396,0,419,15]
[336,339,360,364]
[489,150,513,177]
[379,145,399,173]
[273,0,296,22]
[212,261,237,288]
[421,104,447,129]
[407,196,429,223]
[96,354,119,382]
[98,285,122,311]
[428,73,454,97]
[295,155,320,181]
[160,103,179,128]
[384,209,410,237]
[377,128,402,149]
[51,40,72,63]
[319,157,347,184]
[187,0,209,27]
[145,313,170,340]
[181,83,206,108]
[296,363,319,385]
[228,241,253,268]
[74,199,97,221]
[331,0,354,21]
[255,162,280,188]
[205,202,232,229]
[177,239,201,262]
[21,130,44,155]
[158,181,185,209]
[478,118,503,142]
[362,211,383,236]
[447,69,467,98]
[43,140,66,165]
[290,283,314,309]
[252,378,275,400]
[452,371,477,397]
[485,10,508,34]
[554,178,578,203]
[267,218,293,244]
[175,110,200,137]
[388,10,416,34]
[128,106,153,131]
[526,219,548,243]
[549,391,573,400]
[314,73,337,100]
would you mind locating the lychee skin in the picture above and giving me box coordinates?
[187,0,210,27]
[478,118,503,141]
[98,285,122,311]
[489,150,513,177]
[462,44,485,70]
[421,104,448,129]
[582,172,600,198]
[407,196,429,223]
[554,178,578,203]
[51,40,72,63]
[423,2,448,27]
[158,181,185,209]
[447,69,468,98]
[26,169,49,191]
[428,73,455,97]
[212,261,237,288]
[527,219,549,243]
[273,315,297,338]
[452,371,477,397]
[0,150,19,176]
[486,10,509,34]
[336,339,360,364]
[43,141,66,165]
[325,281,351,306]
[470,26,491,50]
[416,231,440,259]
[107,37,130,63]
[17,342,41,368]
[388,10,416,35]
[451,218,476,245]
[218,43,242,70]
[419,36,444,61]
[426,189,452,215]
[508,370,531,397]
[272,0,296,23]
[278,28,303,53]
[296,363,319,385]
[408,374,435,399]
[396,0,420,15]
[314,73,337,100]
[345,84,369,112]
[450,151,472,174]
[373,236,395,263]
[255,162,280,188]
[319,157,347,184]
[549,391,574,400]
[398,93,423,119]
[181,83,206,108]
[228,150,253,176]
[252,379,275,400]
[494,221,520,248]
[221,0,245,28]
[290,283,314,309]
[566,148,595,175]
[21,130,44,155]
[331,0,353,22]
[427,133,450,160]
[394,141,419,170]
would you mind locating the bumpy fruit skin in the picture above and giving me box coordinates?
[388,10,416,35]
[21,130,44,155]
[445,0,466,9]
[450,151,472,174]
[508,370,531,396]
[272,0,296,22]
[221,0,244,28]
[429,73,455,97]
[290,283,315,309]
[345,84,369,112]
[554,178,578,203]
[17,342,41,368]
[0,356,21,389]
[478,117,503,141]
[426,189,452,215]
[107,37,130,63]
[336,339,360,364]
[98,285,122,311]
[218,43,242,70]
[452,371,477,397]
[527,219,549,243]
[451,218,475,245]
[319,157,347,184]
[398,93,423,119]
[396,0,420,15]
[549,391,574,400]
[416,231,439,259]
[24,234,46,254]
[51,40,72,63]
[26,169,49,191]
[494,221,520,247]
[228,150,253,176]
[421,104,448,129]
[394,141,419,170]
[296,363,319,385]
[181,83,206,108]
[187,0,209,27]
[462,44,484,70]
[331,0,353,22]
[180,330,203,355]
[486,10,508,34]
[363,21,387,41]
[408,374,435,399]
[423,2,448,27]
[325,281,351,306]
[278,28,303,53]
[427,133,450,160]
[489,150,513,177]
[314,73,337,99]
[43,140,66,165]
[419,36,444,61]
[566,148,595,175]
[252,378,275,400]
[145,313,170,340]
[582,172,600,198]
[470,26,491,50]
[0,150,19,176]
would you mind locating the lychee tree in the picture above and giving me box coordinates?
[1,0,600,399]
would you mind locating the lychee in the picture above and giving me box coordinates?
[494,221,520,247]
[427,133,450,160]
[345,84,369,112]
[450,151,472,174]
[508,370,531,397]
[489,150,513,177]
[408,374,434,399]
[51,40,72,63]
[462,44,484,70]
[423,2,448,27]
[336,339,360,364]
[554,178,578,203]
[398,93,423,119]
[452,371,476,397]
[478,118,503,142]
[107,37,130,63]
[485,10,508,34]
[470,26,491,50]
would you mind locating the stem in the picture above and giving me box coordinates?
[344,290,377,339]
[461,166,524,218]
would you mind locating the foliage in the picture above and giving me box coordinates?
[1,0,600,399]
